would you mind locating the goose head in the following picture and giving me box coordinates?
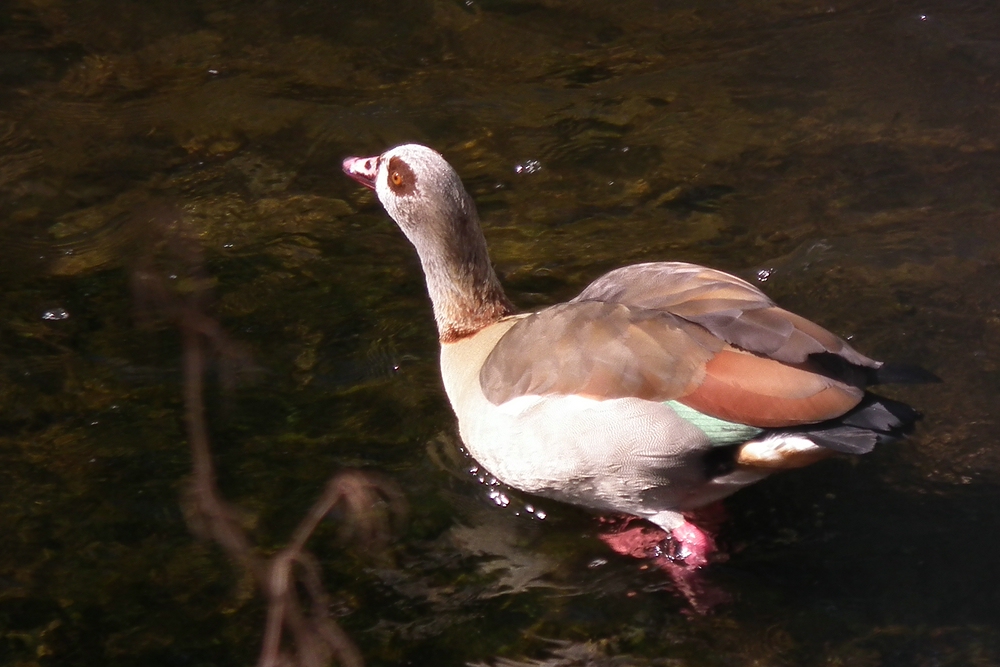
[343,144,515,341]
[342,144,474,252]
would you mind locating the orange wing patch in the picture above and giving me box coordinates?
[678,348,863,428]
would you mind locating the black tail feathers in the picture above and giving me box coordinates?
[779,393,923,456]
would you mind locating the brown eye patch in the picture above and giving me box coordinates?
[386,156,417,196]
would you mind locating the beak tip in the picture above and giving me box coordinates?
[342,155,378,190]
[341,156,359,173]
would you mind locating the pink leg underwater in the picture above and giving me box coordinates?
[597,507,729,613]
[596,516,670,559]
[669,518,716,568]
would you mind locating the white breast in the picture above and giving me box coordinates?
[439,322,725,516]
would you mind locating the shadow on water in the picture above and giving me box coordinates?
[1,0,999,665]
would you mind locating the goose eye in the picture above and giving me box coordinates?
[385,156,416,195]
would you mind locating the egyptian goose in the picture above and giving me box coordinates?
[342,144,932,569]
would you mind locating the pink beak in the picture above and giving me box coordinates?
[342,155,379,190]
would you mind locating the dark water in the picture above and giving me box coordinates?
[2,0,1000,664]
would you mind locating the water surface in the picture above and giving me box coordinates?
[2,1,999,665]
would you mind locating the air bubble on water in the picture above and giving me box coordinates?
[42,307,70,321]
[514,159,541,175]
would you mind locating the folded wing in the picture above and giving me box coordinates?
[480,262,873,427]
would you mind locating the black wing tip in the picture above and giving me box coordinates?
[873,362,942,385]
[806,354,941,388]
